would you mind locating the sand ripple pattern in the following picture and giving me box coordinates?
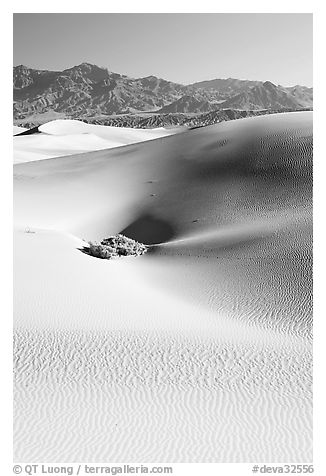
[14,329,312,462]
[14,112,313,462]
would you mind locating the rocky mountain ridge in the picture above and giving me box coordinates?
[13,63,313,124]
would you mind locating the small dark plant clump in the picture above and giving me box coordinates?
[85,234,148,260]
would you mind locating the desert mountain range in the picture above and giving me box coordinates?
[13,62,313,127]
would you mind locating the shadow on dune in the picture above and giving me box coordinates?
[120,214,176,246]
[14,126,40,136]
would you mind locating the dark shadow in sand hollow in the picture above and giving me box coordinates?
[14,126,40,136]
[120,214,176,246]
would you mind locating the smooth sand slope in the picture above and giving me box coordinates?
[13,125,27,135]
[14,111,312,462]
[13,119,183,163]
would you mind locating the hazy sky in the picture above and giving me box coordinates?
[13,13,313,87]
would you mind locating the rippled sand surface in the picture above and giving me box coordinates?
[14,112,312,462]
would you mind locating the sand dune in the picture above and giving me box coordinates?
[13,125,27,135]
[13,119,183,163]
[14,328,311,462]
[38,119,182,140]
[14,111,313,462]
[13,133,122,163]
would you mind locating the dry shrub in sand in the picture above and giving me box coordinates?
[85,234,148,260]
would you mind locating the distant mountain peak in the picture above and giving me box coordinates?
[142,75,158,80]
[15,64,30,70]
[65,62,107,72]
[263,81,277,89]
[13,63,313,120]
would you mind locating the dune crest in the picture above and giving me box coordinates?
[13,119,183,163]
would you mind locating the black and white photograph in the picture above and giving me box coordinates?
[11,9,315,472]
